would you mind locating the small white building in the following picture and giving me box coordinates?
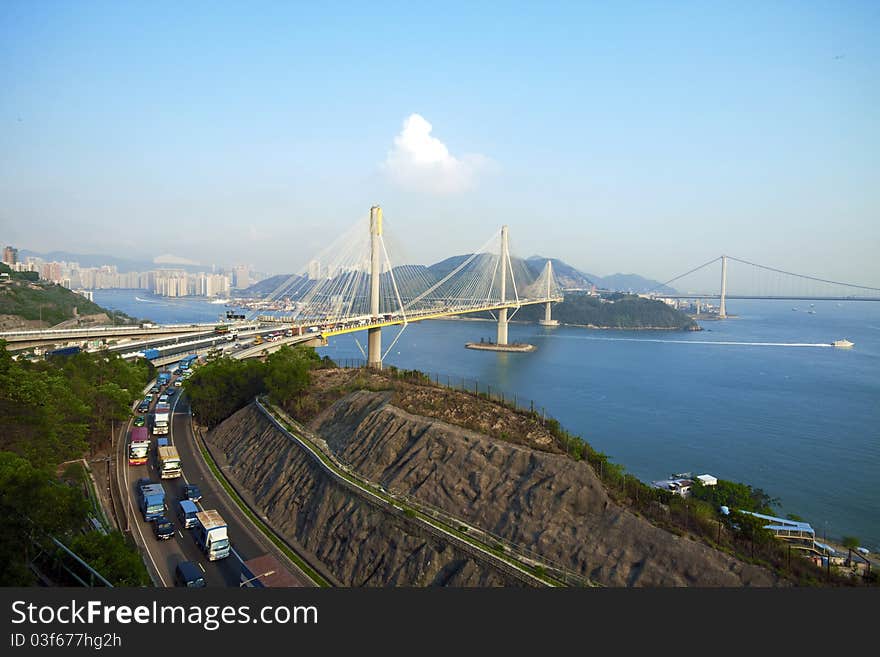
[696,474,718,487]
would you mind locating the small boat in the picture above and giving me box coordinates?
[792,307,798,311]
[832,339,854,348]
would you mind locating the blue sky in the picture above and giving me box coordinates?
[1,1,877,284]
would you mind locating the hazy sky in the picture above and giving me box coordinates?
[1,1,878,284]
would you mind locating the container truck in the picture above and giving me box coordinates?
[128,426,150,466]
[193,510,231,561]
[141,348,160,360]
[153,401,171,435]
[138,481,166,522]
[157,445,182,479]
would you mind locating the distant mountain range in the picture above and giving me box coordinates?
[236,254,676,297]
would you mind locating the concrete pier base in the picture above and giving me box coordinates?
[367,326,382,369]
[466,342,535,353]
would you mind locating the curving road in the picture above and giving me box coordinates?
[115,373,315,587]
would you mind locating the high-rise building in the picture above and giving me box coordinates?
[307,259,321,280]
[2,246,18,265]
[233,265,250,289]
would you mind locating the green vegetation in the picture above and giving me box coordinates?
[68,531,151,587]
[515,291,697,329]
[0,341,152,585]
[185,345,331,428]
[0,263,139,326]
[689,478,778,515]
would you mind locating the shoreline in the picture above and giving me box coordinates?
[433,315,698,331]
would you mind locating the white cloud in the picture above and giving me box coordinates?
[383,114,490,194]
[153,254,201,266]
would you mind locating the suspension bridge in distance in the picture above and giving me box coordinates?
[650,255,880,318]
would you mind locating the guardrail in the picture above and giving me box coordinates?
[255,398,558,587]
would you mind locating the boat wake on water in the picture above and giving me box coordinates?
[550,336,834,348]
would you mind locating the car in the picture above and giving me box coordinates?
[137,401,150,413]
[159,394,169,403]
[174,379,183,387]
[174,561,206,588]
[144,394,154,402]
[133,415,146,427]
[165,388,176,396]
[183,483,202,503]
[151,385,161,394]
[172,368,182,375]
[152,516,175,540]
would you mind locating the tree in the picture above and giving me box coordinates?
[0,451,88,585]
[265,345,319,407]
[68,531,150,587]
[842,536,860,565]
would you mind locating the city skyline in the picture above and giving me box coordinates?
[2,3,878,285]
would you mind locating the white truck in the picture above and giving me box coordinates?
[157,445,182,479]
[193,510,231,561]
[153,401,171,435]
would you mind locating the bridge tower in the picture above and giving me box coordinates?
[496,225,510,345]
[719,254,728,319]
[538,259,559,327]
[368,205,383,368]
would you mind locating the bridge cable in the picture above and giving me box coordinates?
[649,256,722,292]
[726,256,880,292]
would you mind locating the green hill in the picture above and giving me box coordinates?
[517,291,698,330]
[0,264,138,328]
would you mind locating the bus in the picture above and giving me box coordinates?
[128,426,150,466]
[214,324,230,334]
[178,354,199,370]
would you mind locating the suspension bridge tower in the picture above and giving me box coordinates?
[719,254,728,319]
[368,205,383,368]
[538,259,559,327]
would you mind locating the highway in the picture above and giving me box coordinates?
[115,369,315,587]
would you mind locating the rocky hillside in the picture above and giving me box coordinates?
[208,375,785,586]
[309,391,784,587]
[206,403,527,586]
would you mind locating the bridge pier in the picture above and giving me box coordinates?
[539,301,558,327]
[368,205,383,369]
[538,260,559,327]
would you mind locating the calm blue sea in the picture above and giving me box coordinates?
[95,290,880,549]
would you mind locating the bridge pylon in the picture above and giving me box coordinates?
[538,260,559,327]
[496,225,510,345]
[368,205,383,368]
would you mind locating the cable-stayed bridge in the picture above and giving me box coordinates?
[246,206,562,367]
[650,255,880,317]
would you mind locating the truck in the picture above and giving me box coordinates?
[47,345,82,358]
[138,481,166,522]
[141,348,160,360]
[157,372,171,386]
[193,510,231,561]
[128,426,150,466]
[157,445,182,479]
[153,401,171,435]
